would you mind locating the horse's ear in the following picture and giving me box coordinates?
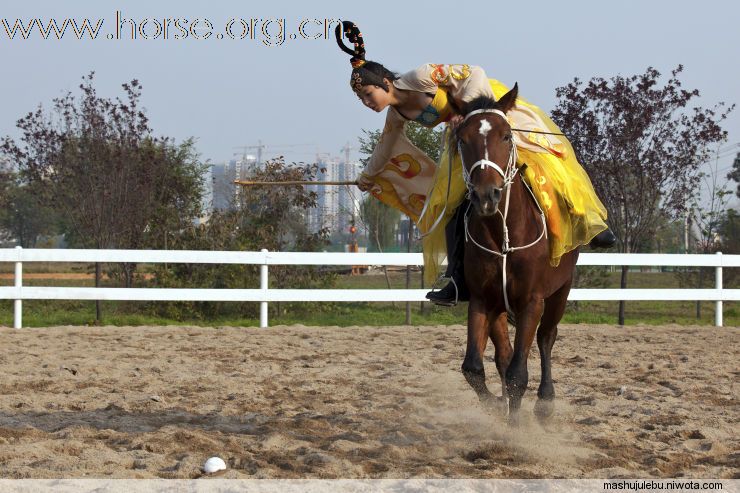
[497,83,518,114]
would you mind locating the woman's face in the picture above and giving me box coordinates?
[355,82,392,112]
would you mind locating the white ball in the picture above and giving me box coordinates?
[203,456,227,474]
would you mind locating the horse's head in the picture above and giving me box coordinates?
[456,84,518,217]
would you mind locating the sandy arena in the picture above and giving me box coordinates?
[0,323,736,479]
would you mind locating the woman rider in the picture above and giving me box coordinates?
[336,21,615,306]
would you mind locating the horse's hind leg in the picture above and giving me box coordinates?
[462,299,497,406]
[533,281,571,421]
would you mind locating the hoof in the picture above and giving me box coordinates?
[534,398,555,421]
[481,394,509,416]
[507,411,521,427]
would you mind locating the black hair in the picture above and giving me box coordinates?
[335,21,398,92]
[352,61,398,92]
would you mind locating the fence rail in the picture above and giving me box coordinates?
[1,248,736,328]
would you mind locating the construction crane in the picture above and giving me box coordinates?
[233,141,266,166]
[233,141,315,167]
[340,142,353,166]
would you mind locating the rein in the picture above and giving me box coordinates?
[458,109,548,314]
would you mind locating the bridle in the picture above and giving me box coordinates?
[459,109,518,193]
[457,108,548,313]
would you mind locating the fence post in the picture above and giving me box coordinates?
[715,251,723,327]
[260,249,269,328]
[14,246,22,329]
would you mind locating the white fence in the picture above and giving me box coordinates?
[1,247,738,328]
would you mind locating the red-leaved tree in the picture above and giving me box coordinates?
[551,65,733,324]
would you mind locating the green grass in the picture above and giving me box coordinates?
[0,268,738,327]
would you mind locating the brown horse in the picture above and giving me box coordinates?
[455,85,578,424]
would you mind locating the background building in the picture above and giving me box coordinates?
[310,153,361,238]
[211,155,257,211]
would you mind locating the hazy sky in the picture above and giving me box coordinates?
[1,0,738,186]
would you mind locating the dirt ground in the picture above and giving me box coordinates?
[0,323,736,479]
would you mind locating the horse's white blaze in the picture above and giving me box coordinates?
[478,119,492,137]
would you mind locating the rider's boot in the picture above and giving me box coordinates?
[426,203,470,306]
[425,257,469,306]
[589,228,617,249]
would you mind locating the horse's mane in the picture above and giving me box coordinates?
[463,96,500,115]
[452,96,501,143]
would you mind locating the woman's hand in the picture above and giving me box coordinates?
[357,173,374,192]
[449,114,464,130]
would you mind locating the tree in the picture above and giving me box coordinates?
[552,66,733,324]
[683,207,740,290]
[678,150,734,318]
[150,157,334,320]
[718,209,740,255]
[728,151,740,198]
[0,177,60,247]
[237,158,329,251]
[359,195,400,252]
[1,73,206,321]
[691,158,733,256]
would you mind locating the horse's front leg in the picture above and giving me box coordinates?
[489,311,513,415]
[462,298,497,407]
[506,298,544,424]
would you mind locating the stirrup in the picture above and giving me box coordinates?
[426,275,460,307]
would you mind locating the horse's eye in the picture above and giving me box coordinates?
[504,133,512,141]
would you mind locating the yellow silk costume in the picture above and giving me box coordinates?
[362,64,608,284]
